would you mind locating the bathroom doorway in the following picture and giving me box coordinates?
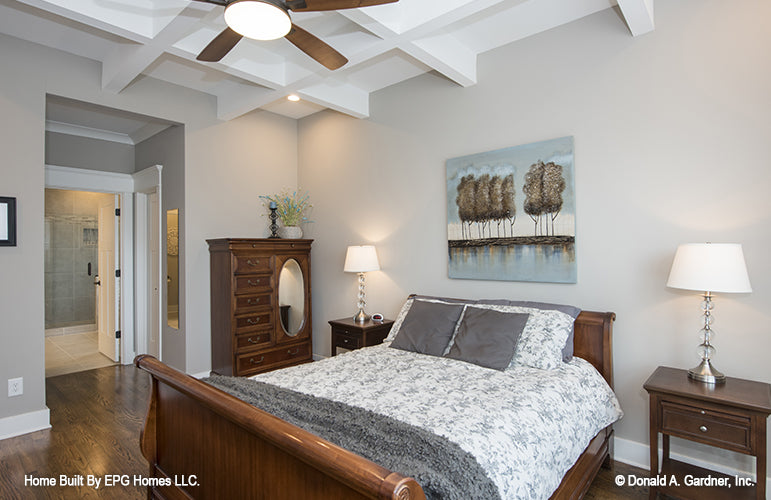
[44,188,120,377]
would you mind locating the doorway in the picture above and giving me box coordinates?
[44,188,119,377]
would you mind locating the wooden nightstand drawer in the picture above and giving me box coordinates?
[328,318,394,356]
[661,400,751,452]
[333,331,361,350]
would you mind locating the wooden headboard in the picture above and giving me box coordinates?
[573,311,615,388]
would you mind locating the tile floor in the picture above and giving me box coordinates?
[45,331,116,377]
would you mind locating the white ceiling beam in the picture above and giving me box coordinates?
[216,87,287,121]
[617,0,655,36]
[300,82,369,119]
[404,35,476,87]
[102,6,207,93]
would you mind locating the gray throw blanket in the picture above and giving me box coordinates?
[204,375,501,500]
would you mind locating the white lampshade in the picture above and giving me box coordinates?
[667,243,752,293]
[224,0,291,41]
[344,245,380,273]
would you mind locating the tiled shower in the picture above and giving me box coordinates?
[44,189,116,376]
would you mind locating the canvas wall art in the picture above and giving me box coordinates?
[446,136,576,283]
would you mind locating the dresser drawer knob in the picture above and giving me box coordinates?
[699,425,708,433]
[247,279,261,286]
[288,348,300,356]
[700,410,706,415]
[343,339,350,344]
[247,298,260,305]
[246,317,261,325]
[247,259,260,266]
[249,356,264,365]
[247,336,262,344]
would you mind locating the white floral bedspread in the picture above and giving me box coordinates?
[253,343,623,499]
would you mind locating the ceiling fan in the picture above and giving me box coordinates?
[192,0,398,70]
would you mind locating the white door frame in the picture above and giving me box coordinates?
[133,165,163,359]
[45,164,161,363]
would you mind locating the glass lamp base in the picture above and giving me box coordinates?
[688,359,726,384]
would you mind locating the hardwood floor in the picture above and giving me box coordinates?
[0,366,148,499]
[0,365,651,499]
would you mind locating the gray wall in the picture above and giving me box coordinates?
[45,131,135,174]
[135,124,186,370]
[298,0,771,474]
[0,32,298,424]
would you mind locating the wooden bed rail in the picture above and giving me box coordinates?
[134,354,426,500]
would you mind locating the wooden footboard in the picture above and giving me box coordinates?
[135,310,614,500]
[135,355,425,500]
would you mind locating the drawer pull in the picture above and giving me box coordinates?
[246,317,261,325]
[247,336,262,344]
[699,425,708,433]
[343,339,350,344]
[700,410,706,415]
[249,356,265,365]
[247,298,260,305]
[247,279,261,286]
[288,348,300,356]
[247,259,260,266]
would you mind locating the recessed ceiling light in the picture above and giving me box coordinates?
[287,94,300,102]
[224,0,291,41]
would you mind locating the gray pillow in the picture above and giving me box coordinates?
[414,295,579,361]
[389,300,465,356]
[445,307,530,370]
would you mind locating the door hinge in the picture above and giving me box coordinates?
[115,208,120,216]
[115,269,121,278]
[115,330,121,339]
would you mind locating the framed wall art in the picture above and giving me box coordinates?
[446,136,576,283]
[0,197,17,247]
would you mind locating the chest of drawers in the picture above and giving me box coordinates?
[208,238,313,376]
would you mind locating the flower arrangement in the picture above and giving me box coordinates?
[260,190,313,226]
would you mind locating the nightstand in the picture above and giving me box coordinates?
[644,366,771,500]
[328,317,394,356]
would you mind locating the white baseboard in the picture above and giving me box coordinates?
[0,408,51,440]
[614,436,770,491]
[188,370,210,379]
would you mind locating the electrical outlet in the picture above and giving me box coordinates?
[8,377,23,397]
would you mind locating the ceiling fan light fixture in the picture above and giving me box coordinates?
[224,0,291,41]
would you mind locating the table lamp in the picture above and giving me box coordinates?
[344,245,380,323]
[666,243,752,384]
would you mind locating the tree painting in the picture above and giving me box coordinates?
[523,160,566,236]
[446,136,576,283]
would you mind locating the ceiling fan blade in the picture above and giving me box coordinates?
[285,23,348,70]
[189,0,229,5]
[287,0,398,13]
[197,27,243,62]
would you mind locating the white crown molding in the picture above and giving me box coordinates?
[46,119,134,145]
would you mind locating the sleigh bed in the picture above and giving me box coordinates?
[135,297,618,500]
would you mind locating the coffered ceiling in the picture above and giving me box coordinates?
[1,0,654,122]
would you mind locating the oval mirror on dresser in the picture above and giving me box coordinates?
[278,258,305,336]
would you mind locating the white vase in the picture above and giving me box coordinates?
[278,225,303,239]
